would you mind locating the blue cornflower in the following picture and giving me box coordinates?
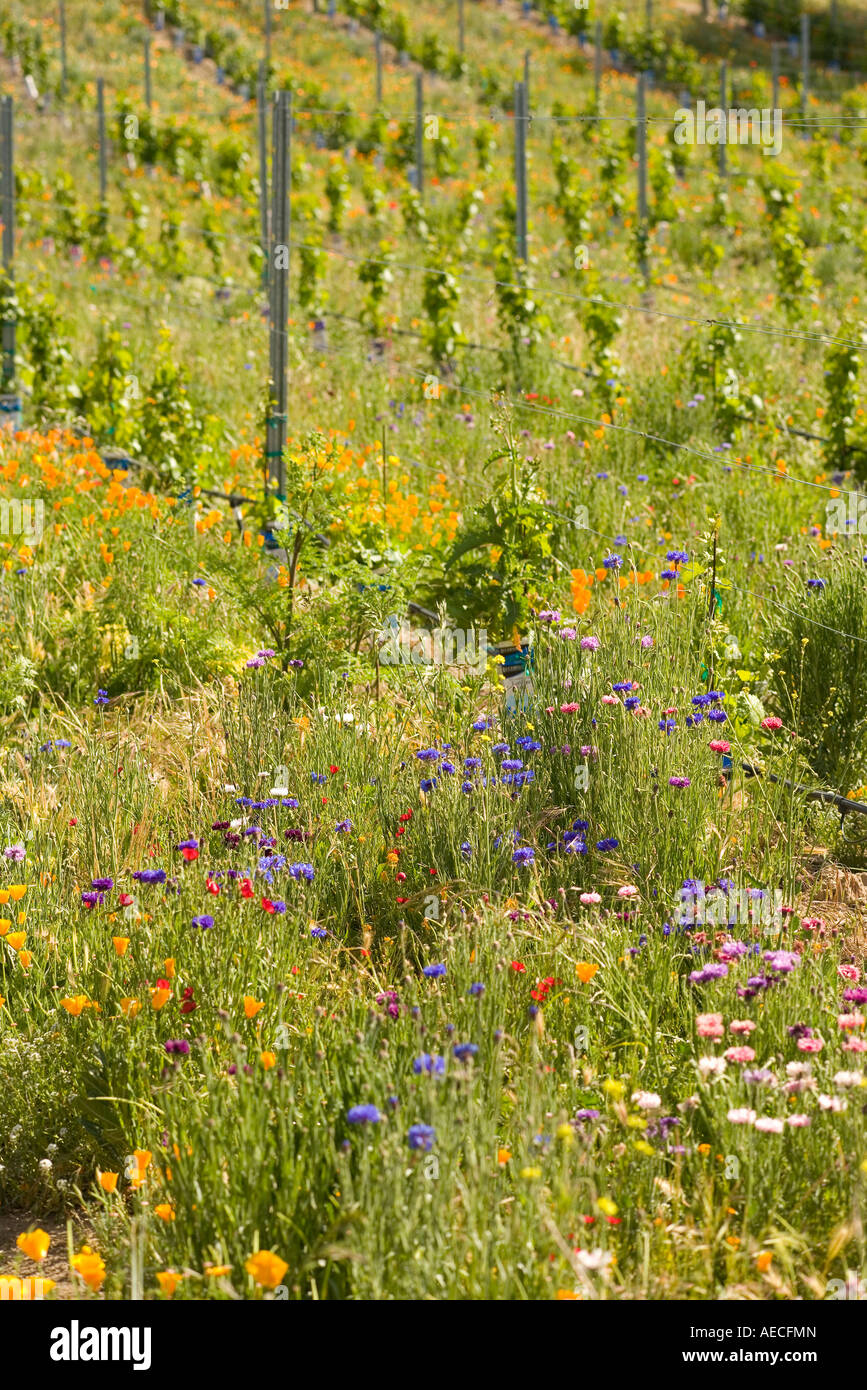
[453,1042,479,1061]
[347,1104,382,1124]
[412,1053,446,1075]
[420,777,437,793]
[501,759,523,772]
[469,982,484,996]
[335,820,352,833]
[603,554,622,569]
[464,757,481,770]
[94,689,110,706]
[806,578,825,590]
[596,837,619,851]
[416,748,441,761]
[512,846,535,864]
[288,862,315,881]
[659,719,677,733]
[423,963,446,978]
[310,926,327,938]
[132,868,166,884]
[192,914,214,930]
[408,1123,436,1151]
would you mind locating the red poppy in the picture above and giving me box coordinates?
[511,961,526,973]
[329,765,339,774]
[239,878,255,899]
[206,880,220,896]
[261,898,276,913]
[118,892,133,907]
[181,846,199,862]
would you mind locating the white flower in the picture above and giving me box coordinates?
[575,1248,614,1270]
[38,1158,52,1173]
[833,1070,863,1090]
[786,1061,812,1079]
[698,1056,727,1078]
[727,1107,757,1125]
[631,1090,661,1110]
[818,1094,847,1112]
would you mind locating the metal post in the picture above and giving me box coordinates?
[1,97,15,392]
[458,0,464,56]
[265,0,272,75]
[257,63,269,288]
[144,34,152,110]
[514,81,527,262]
[267,90,290,498]
[772,41,779,114]
[59,1,67,99]
[523,50,530,114]
[800,10,810,128]
[375,30,382,104]
[718,61,727,179]
[414,71,423,196]
[594,18,602,109]
[97,77,107,203]
[637,73,647,281]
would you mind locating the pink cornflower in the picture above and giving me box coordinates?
[728,1019,756,1036]
[724,1046,756,1064]
[602,694,620,706]
[617,885,639,899]
[761,716,783,731]
[787,1114,811,1127]
[697,1013,724,1040]
[579,892,601,905]
[754,1117,784,1134]
[560,703,580,714]
[709,740,731,754]
[798,1036,824,1053]
[838,964,860,982]
[800,917,824,932]
[838,1013,865,1031]
[727,1108,756,1125]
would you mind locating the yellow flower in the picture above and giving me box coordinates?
[575,961,599,984]
[596,1197,618,1217]
[205,1264,233,1278]
[16,1228,50,1261]
[154,1204,175,1223]
[18,950,31,968]
[556,1123,574,1146]
[0,918,10,934]
[119,997,141,1018]
[156,1270,181,1296]
[163,957,176,978]
[0,890,8,904]
[6,931,26,950]
[697,1142,711,1157]
[97,1170,119,1193]
[245,1250,288,1289]
[260,1050,277,1070]
[602,1079,625,1100]
[112,937,130,956]
[520,1166,542,1180]
[556,1289,579,1300]
[9,884,27,901]
[244,996,265,1019]
[70,1245,106,1292]
[150,985,171,1010]
[634,1140,656,1157]
[497,1148,511,1165]
[756,1251,773,1273]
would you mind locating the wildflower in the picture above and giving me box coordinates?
[408,1124,436,1152]
[696,1013,724,1039]
[150,981,172,1010]
[761,716,783,731]
[754,1116,785,1134]
[97,1171,119,1193]
[453,1043,479,1061]
[512,846,535,864]
[154,1204,175,1222]
[156,1271,182,1297]
[668,776,690,789]
[192,914,214,930]
[579,891,601,905]
[243,996,265,1019]
[698,1056,727,1078]
[631,1091,661,1111]
[94,690,110,707]
[422,963,446,978]
[347,1104,382,1124]
[575,962,599,984]
[724,1046,756,1064]
[70,1246,106,1291]
[412,1054,446,1076]
[16,1229,50,1261]
[617,885,639,898]
[726,1108,756,1125]
[164,1039,190,1056]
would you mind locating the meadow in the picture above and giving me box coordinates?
[1,0,867,1303]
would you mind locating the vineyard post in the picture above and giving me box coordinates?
[257,62,269,289]
[97,76,107,204]
[1,97,14,395]
[375,31,382,104]
[514,80,527,261]
[59,0,67,100]
[594,19,602,109]
[800,11,810,132]
[414,72,423,196]
[637,72,648,283]
[718,61,727,180]
[458,0,465,57]
[771,41,779,114]
[267,90,290,498]
[144,34,152,110]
